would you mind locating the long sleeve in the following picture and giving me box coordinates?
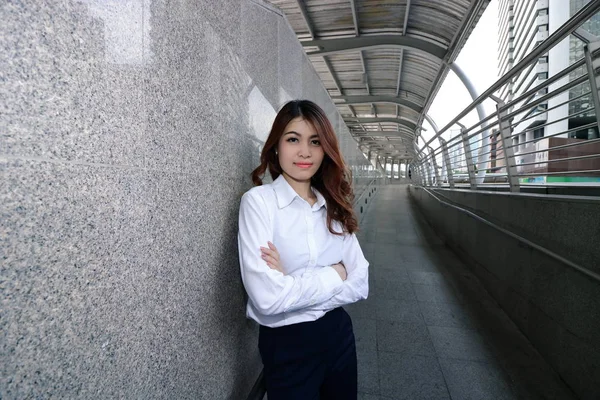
[308,232,369,311]
[238,190,344,316]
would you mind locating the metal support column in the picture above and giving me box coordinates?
[419,157,428,186]
[428,146,441,186]
[449,63,490,185]
[491,96,520,192]
[402,160,406,179]
[439,138,454,188]
[426,155,434,186]
[584,40,600,133]
[458,124,477,189]
[415,160,424,185]
[385,157,390,178]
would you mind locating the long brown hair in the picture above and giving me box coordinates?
[251,100,358,235]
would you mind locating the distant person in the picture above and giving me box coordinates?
[408,167,412,179]
[238,100,369,400]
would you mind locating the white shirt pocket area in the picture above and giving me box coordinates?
[237,189,345,316]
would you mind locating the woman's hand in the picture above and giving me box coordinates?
[332,263,347,281]
[261,241,284,274]
[261,242,346,281]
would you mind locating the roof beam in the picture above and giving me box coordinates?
[396,0,410,97]
[332,95,422,113]
[322,56,343,95]
[402,0,411,35]
[396,50,405,96]
[349,0,359,36]
[345,117,417,130]
[354,130,415,139]
[360,51,370,94]
[396,0,410,95]
[359,142,416,154]
[302,35,447,59]
[363,147,413,155]
[296,0,315,39]
[321,56,363,124]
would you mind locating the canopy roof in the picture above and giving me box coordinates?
[266,0,490,160]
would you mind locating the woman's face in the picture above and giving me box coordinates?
[277,117,325,184]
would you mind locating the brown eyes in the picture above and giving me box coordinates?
[285,137,320,146]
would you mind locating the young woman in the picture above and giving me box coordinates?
[238,100,369,399]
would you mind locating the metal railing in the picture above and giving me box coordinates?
[412,1,600,192]
[354,178,379,222]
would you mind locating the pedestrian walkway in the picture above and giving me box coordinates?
[349,184,576,400]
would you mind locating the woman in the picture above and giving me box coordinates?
[238,100,369,399]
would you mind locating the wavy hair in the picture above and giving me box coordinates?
[251,100,358,235]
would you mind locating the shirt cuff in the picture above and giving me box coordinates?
[319,265,345,294]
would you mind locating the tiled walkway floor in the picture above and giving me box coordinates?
[350,184,576,400]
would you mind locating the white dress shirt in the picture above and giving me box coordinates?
[238,174,369,328]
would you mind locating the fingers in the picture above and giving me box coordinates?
[260,246,280,262]
[333,262,346,270]
[261,252,278,266]
[265,260,282,272]
[260,247,282,273]
[261,243,283,273]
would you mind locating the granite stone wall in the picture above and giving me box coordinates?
[1,1,379,398]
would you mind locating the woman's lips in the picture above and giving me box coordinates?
[295,163,313,169]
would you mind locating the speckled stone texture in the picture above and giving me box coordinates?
[1,0,376,398]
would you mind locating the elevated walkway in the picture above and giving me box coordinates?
[348,185,576,399]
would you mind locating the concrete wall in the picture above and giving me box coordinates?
[408,186,600,399]
[1,1,379,398]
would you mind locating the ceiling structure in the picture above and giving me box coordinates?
[266,0,491,162]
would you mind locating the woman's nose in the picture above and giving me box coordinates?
[298,142,311,157]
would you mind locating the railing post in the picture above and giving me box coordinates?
[584,40,600,133]
[459,126,477,189]
[439,138,454,187]
[413,163,419,184]
[424,156,433,186]
[428,146,441,186]
[492,96,520,192]
[417,160,426,186]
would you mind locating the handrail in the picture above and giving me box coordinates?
[418,0,600,153]
[245,370,266,400]
[413,3,600,190]
[424,60,589,163]
[353,178,377,206]
[417,186,600,284]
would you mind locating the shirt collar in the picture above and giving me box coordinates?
[273,174,327,210]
